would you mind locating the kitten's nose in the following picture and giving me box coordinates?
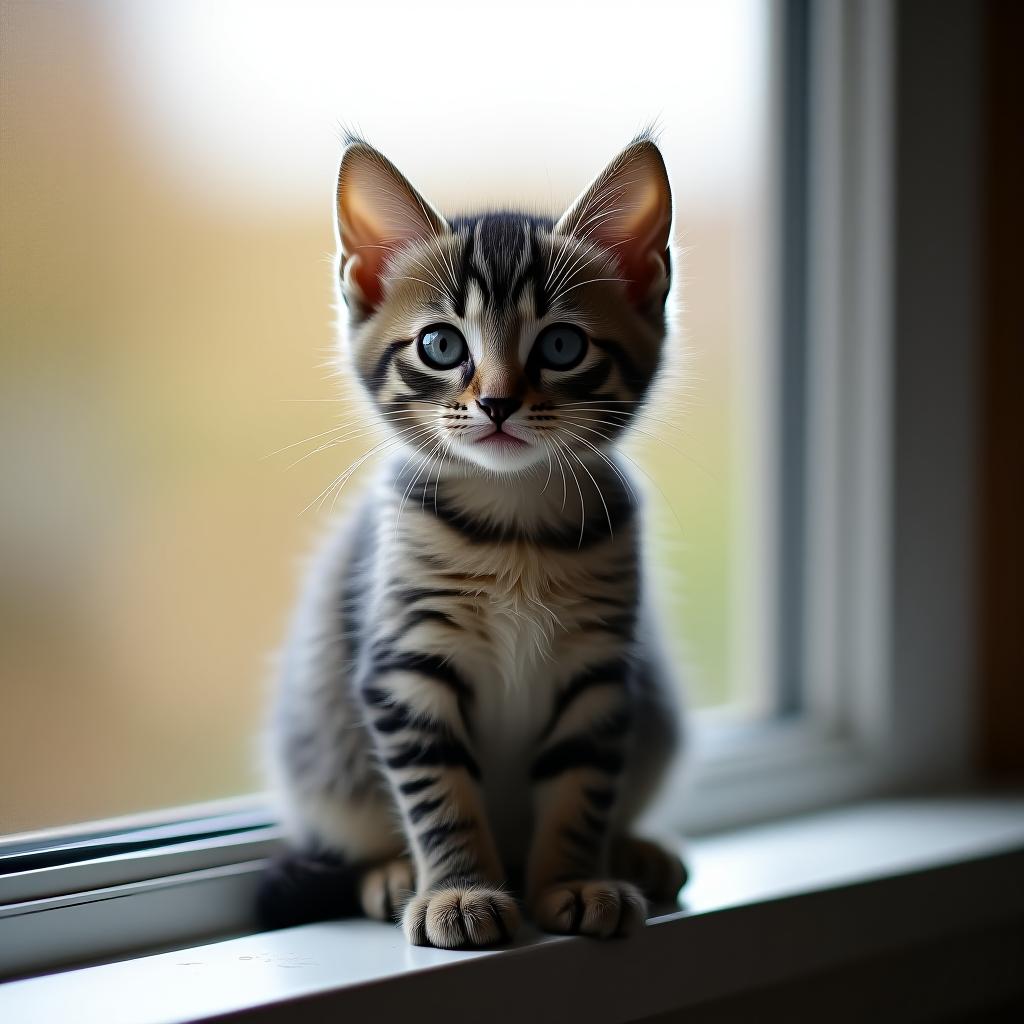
[476,396,522,428]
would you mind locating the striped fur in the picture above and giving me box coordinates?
[265,133,687,948]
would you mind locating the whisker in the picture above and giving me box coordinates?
[556,422,686,533]
[552,276,628,301]
[557,434,615,539]
[545,436,569,510]
[396,435,447,533]
[300,430,411,517]
[539,442,554,496]
[552,435,586,547]
[558,425,640,510]
[558,414,687,458]
[281,411,426,455]
[287,420,431,471]
[390,274,451,300]
[432,433,456,513]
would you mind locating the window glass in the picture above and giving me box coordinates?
[0,0,770,833]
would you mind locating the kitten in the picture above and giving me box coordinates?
[262,131,687,948]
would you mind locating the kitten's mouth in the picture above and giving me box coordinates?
[475,430,528,449]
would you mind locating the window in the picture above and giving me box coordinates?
[0,0,984,978]
[1,0,770,836]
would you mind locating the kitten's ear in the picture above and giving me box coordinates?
[335,140,447,313]
[554,136,673,306]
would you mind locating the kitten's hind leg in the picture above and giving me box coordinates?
[358,856,415,922]
[609,835,688,905]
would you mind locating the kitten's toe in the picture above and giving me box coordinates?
[610,835,688,903]
[403,883,520,948]
[533,879,647,938]
[359,857,415,922]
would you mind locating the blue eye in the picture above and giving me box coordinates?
[418,324,468,369]
[536,324,586,369]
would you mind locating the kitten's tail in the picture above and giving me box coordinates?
[256,851,362,929]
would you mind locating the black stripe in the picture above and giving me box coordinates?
[597,709,633,739]
[395,587,464,605]
[455,229,490,315]
[360,686,391,708]
[577,612,637,640]
[408,795,446,825]
[531,737,624,781]
[504,225,532,309]
[468,261,491,306]
[509,225,544,311]
[590,570,638,586]
[361,337,413,394]
[549,357,612,400]
[584,785,616,811]
[386,739,481,779]
[419,818,473,854]
[448,212,555,317]
[401,608,458,632]
[402,486,634,551]
[360,688,446,736]
[374,651,473,702]
[590,337,648,394]
[372,704,415,734]
[399,776,438,796]
[541,658,630,740]
[431,841,476,874]
[394,359,443,397]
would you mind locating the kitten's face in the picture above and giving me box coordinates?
[335,139,673,476]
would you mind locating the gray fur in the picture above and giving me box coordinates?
[265,135,687,947]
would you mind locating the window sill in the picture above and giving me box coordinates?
[2,796,1023,1023]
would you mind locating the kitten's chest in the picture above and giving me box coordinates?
[439,543,602,685]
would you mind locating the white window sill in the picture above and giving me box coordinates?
[2,796,1023,1024]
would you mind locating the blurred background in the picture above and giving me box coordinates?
[0,0,771,833]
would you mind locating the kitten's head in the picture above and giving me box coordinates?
[335,133,673,476]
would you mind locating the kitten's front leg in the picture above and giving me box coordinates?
[361,657,519,948]
[525,659,647,938]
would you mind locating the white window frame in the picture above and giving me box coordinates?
[678,0,979,834]
[0,0,983,979]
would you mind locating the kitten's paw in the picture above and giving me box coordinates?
[403,883,520,949]
[532,879,647,938]
[359,857,415,922]
[610,835,688,903]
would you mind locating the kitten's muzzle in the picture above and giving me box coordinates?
[476,396,522,428]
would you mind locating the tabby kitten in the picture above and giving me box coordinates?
[264,132,687,949]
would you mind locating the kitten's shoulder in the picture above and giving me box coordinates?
[289,489,379,624]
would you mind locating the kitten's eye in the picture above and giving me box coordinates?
[536,324,586,370]
[418,324,468,370]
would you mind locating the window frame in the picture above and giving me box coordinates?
[0,0,984,978]
[678,0,981,833]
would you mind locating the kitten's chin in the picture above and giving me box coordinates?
[456,436,547,475]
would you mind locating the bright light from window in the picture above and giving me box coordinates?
[0,0,770,833]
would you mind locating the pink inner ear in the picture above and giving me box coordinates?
[336,144,446,311]
[339,211,385,307]
[595,181,672,304]
[556,142,673,306]
[349,253,386,309]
